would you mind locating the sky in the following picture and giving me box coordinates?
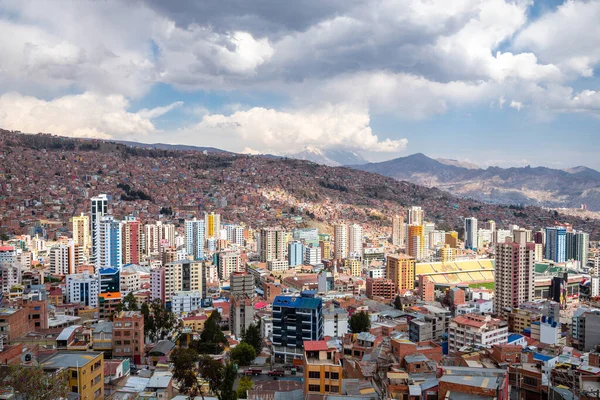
[0,0,599,169]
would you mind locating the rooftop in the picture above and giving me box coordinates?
[57,325,82,341]
[304,341,330,352]
[41,351,101,369]
[273,295,322,309]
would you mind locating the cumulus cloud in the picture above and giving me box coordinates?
[178,104,407,154]
[509,100,523,111]
[0,92,180,139]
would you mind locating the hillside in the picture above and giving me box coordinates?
[353,153,600,211]
[1,130,599,240]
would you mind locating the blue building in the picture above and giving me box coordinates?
[99,267,120,293]
[272,291,323,362]
[288,241,305,267]
[545,227,566,263]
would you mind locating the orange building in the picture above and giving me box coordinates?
[303,341,343,395]
[386,254,415,292]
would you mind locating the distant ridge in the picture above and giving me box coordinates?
[353,153,600,211]
[111,139,233,154]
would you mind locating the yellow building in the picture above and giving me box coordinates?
[344,258,361,277]
[71,214,90,254]
[407,225,425,260]
[319,240,331,260]
[304,341,343,395]
[205,212,221,238]
[386,254,415,291]
[439,245,456,263]
[41,351,104,400]
[182,314,209,332]
[508,308,541,333]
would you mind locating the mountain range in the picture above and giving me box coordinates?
[352,153,600,211]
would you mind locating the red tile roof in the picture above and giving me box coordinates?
[304,340,329,352]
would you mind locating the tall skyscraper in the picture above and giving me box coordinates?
[158,221,176,249]
[348,224,363,257]
[423,222,435,249]
[288,241,305,267]
[494,242,535,314]
[204,212,221,239]
[259,227,285,262]
[333,223,348,259]
[464,217,478,250]
[49,242,78,275]
[226,225,245,246]
[96,215,122,269]
[90,194,109,263]
[408,206,424,226]
[545,227,566,263]
[392,215,404,246]
[71,213,90,255]
[121,216,142,265]
[185,218,206,260]
[574,232,589,267]
[407,225,425,260]
[145,223,159,256]
[386,254,415,292]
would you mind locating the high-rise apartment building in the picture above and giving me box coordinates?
[71,213,90,255]
[272,292,323,363]
[545,227,566,263]
[205,212,221,239]
[288,241,305,267]
[292,228,319,246]
[230,295,254,338]
[145,223,159,256]
[464,217,478,250]
[407,225,425,260]
[408,206,424,226]
[259,227,285,262]
[319,240,331,260]
[392,215,405,246]
[574,232,589,267]
[226,225,245,246]
[185,218,206,260]
[494,242,535,314]
[333,224,348,260]
[304,245,322,266]
[386,254,415,292]
[49,242,81,275]
[345,258,361,277]
[90,194,109,264]
[348,224,363,257]
[217,251,242,279]
[121,216,142,265]
[96,216,122,269]
[150,260,204,304]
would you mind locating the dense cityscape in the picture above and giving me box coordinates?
[1,133,600,399]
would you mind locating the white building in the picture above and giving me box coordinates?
[96,215,122,269]
[0,246,16,264]
[408,206,424,226]
[333,223,348,260]
[267,260,288,273]
[592,276,600,298]
[171,291,203,314]
[49,243,78,275]
[304,245,322,266]
[348,224,363,257]
[392,215,404,246]
[366,267,385,279]
[90,194,109,264]
[259,227,285,262]
[66,274,100,309]
[226,225,245,246]
[120,271,142,294]
[0,263,21,294]
[185,218,206,260]
[448,313,508,353]
[323,304,349,338]
[218,251,241,280]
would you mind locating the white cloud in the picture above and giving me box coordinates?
[498,96,506,108]
[509,100,523,111]
[0,91,180,139]
[178,104,407,154]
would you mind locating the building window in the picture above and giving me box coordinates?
[325,385,330,392]
[523,377,538,387]
[71,371,78,378]
[331,386,339,393]
[308,371,320,379]
[71,386,78,393]
[330,372,339,380]
[325,372,330,379]
[308,385,321,392]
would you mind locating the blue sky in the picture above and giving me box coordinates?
[0,0,599,169]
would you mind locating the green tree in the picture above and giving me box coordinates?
[143,299,180,342]
[171,347,201,395]
[198,356,238,400]
[241,323,262,354]
[194,311,227,354]
[349,311,371,333]
[393,295,402,310]
[5,364,69,400]
[236,376,254,399]
[229,342,256,366]
[116,292,139,313]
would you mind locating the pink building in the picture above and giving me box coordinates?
[150,267,165,303]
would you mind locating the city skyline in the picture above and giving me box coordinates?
[0,1,599,168]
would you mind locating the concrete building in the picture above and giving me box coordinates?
[218,251,241,280]
[545,227,566,263]
[171,291,203,314]
[71,213,90,255]
[344,258,361,277]
[99,292,121,319]
[226,225,245,247]
[41,351,104,399]
[150,267,166,304]
[448,314,508,353]
[90,194,109,265]
[323,304,348,338]
[407,225,425,260]
[230,271,254,298]
[121,217,142,265]
[288,241,305,267]
[304,245,322,266]
[530,316,561,345]
[392,215,405,246]
[185,218,205,260]
[386,254,415,292]
[204,212,221,239]
[366,278,395,300]
[272,292,323,362]
[259,227,285,263]
[348,224,363,257]
[319,240,331,260]
[99,267,120,293]
[150,260,204,304]
[571,308,600,351]
[96,215,122,269]
[66,273,100,308]
[419,275,435,303]
[49,242,79,275]
[112,311,144,364]
[494,242,535,314]
[0,308,28,341]
[230,295,254,338]
[333,224,348,260]
[292,228,319,246]
[464,217,478,250]
[408,206,424,226]
[0,262,21,294]
[303,340,343,395]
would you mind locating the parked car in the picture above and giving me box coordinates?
[244,368,263,376]
[268,369,285,377]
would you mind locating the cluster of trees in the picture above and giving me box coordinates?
[117,182,152,201]
[349,311,371,333]
[3,364,69,399]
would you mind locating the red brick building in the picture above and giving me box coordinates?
[112,311,144,364]
[366,278,395,301]
[0,308,29,341]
